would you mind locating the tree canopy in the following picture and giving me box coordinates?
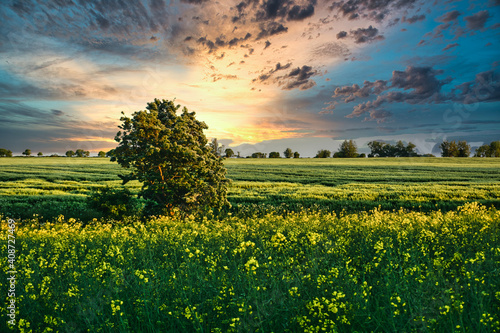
[111,98,229,216]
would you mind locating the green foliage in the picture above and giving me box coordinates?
[440,140,454,157]
[1,204,499,332]
[368,140,418,157]
[22,149,31,156]
[269,151,280,158]
[98,151,106,157]
[75,149,90,157]
[65,150,75,157]
[209,138,224,157]
[457,140,471,157]
[475,141,500,157]
[0,148,12,157]
[87,186,141,220]
[337,139,358,158]
[284,148,293,158]
[112,98,230,216]
[225,148,234,158]
[251,152,266,158]
[37,152,43,157]
[315,149,331,158]
[293,151,300,158]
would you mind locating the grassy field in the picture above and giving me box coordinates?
[1,157,499,220]
[1,157,499,332]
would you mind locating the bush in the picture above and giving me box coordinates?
[86,187,142,220]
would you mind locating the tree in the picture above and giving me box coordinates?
[315,149,331,158]
[405,142,418,157]
[225,148,234,158]
[75,149,90,157]
[0,149,12,157]
[66,150,75,157]
[112,98,229,216]
[22,149,31,156]
[209,138,224,157]
[293,151,300,158]
[368,141,387,157]
[338,140,358,158]
[474,145,489,157]
[284,148,293,158]
[490,141,500,157]
[440,140,459,157]
[457,141,471,157]
[98,151,106,157]
[37,152,43,157]
[251,152,266,158]
[269,152,280,158]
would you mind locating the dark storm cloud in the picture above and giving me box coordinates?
[350,26,385,43]
[329,0,418,23]
[287,4,315,21]
[336,31,348,39]
[255,0,317,22]
[454,70,500,104]
[256,22,288,40]
[464,10,490,30]
[280,65,318,90]
[334,66,450,118]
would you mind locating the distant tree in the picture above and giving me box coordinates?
[368,141,387,157]
[106,150,115,158]
[315,149,331,158]
[440,140,459,157]
[75,149,90,157]
[293,151,300,158]
[209,138,224,157]
[358,153,366,158]
[0,149,13,157]
[490,141,500,157]
[338,140,358,158]
[98,151,106,157]
[474,144,490,157]
[405,142,418,157]
[66,150,75,157]
[37,152,43,157]
[237,151,241,158]
[50,154,59,157]
[22,149,31,156]
[283,148,293,158]
[269,151,280,158]
[251,152,266,158]
[457,141,471,157]
[225,148,234,158]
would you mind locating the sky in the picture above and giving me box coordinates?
[0,0,499,157]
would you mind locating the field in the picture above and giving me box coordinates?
[1,157,500,332]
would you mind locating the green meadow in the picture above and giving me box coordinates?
[1,157,499,332]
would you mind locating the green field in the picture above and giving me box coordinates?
[1,157,499,332]
[1,157,499,220]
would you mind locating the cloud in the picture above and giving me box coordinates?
[336,31,347,39]
[334,66,450,118]
[442,43,459,51]
[437,10,461,23]
[350,26,385,43]
[402,14,425,24]
[256,22,289,40]
[453,70,500,104]
[280,65,318,90]
[329,0,418,23]
[464,10,490,30]
[287,4,315,21]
